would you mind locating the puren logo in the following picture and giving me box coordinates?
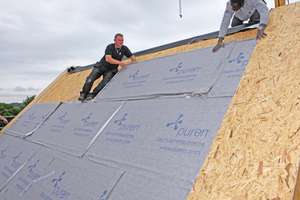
[58,112,70,124]
[82,113,98,127]
[129,70,150,81]
[11,152,22,168]
[114,113,127,126]
[170,62,200,75]
[0,146,9,159]
[167,115,211,138]
[170,62,183,72]
[51,171,70,199]
[42,112,50,120]
[114,113,140,132]
[166,114,183,130]
[228,52,249,68]
[28,111,36,120]
[27,160,40,180]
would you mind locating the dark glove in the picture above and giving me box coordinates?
[212,41,225,53]
[256,29,267,40]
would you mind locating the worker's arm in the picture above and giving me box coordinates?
[105,55,126,68]
[256,23,267,40]
[212,37,225,53]
[212,2,233,53]
[0,115,8,124]
[130,55,137,63]
[253,0,269,40]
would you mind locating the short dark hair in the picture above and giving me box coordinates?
[114,33,123,39]
[231,0,244,6]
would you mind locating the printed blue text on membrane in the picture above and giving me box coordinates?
[0,146,9,159]
[222,52,249,77]
[73,113,99,137]
[122,70,150,88]
[14,159,40,196]
[156,114,211,156]
[163,62,200,84]
[21,111,36,127]
[166,114,210,138]
[50,171,70,200]
[104,113,140,144]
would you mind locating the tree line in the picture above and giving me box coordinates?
[0,95,35,128]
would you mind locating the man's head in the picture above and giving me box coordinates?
[230,0,244,11]
[114,33,124,48]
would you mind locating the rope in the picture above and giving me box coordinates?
[179,0,182,18]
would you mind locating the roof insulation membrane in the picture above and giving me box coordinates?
[0,37,258,200]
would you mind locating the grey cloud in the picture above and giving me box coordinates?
[12,86,39,92]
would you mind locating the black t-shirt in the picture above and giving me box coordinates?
[96,43,133,69]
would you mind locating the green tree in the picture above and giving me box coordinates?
[0,95,36,128]
[19,95,36,110]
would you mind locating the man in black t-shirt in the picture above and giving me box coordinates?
[78,33,136,101]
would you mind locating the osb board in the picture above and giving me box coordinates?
[188,2,300,200]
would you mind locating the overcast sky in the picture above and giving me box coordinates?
[0,0,297,103]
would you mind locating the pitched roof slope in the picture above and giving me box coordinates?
[188,2,300,200]
[1,2,300,200]
[0,25,257,132]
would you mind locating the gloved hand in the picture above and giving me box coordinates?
[257,30,267,40]
[256,25,267,40]
[212,38,225,53]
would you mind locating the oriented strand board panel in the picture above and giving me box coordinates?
[188,2,300,200]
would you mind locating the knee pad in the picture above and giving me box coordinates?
[86,78,93,83]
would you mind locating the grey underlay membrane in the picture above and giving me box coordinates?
[0,146,124,200]
[85,96,232,191]
[0,38,258,200]
[0,134,41,192]
[207,38,257,97]
[27,101,124,157]
[4,102,61,138]
[95,38,257,101]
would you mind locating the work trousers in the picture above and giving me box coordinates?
[231,9,260,27]
[81,66,117,98]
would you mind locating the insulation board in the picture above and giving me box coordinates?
[94,41,236,101]
[27,101,124,157]
[0,134,41,191]
[4,102,61,138]
[0,146,124,200]
[85,96,232,191]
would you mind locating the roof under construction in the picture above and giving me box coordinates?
[1,2,300,200]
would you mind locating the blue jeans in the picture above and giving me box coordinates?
[231,10,260,27]
[81,66,118,98]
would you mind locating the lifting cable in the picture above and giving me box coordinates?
[179,0,182,18]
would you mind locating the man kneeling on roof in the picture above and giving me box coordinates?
[78,33,136,101]
[212,0,269,53]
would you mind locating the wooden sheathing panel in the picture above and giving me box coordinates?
[188,2,300,200]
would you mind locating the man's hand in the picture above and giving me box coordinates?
[119,62,126,68]
[212,37,225,53]
[256,29,267,40]
[256,24,267,40]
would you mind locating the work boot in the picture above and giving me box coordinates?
[78,93,87,101]
[85,94,95,101]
